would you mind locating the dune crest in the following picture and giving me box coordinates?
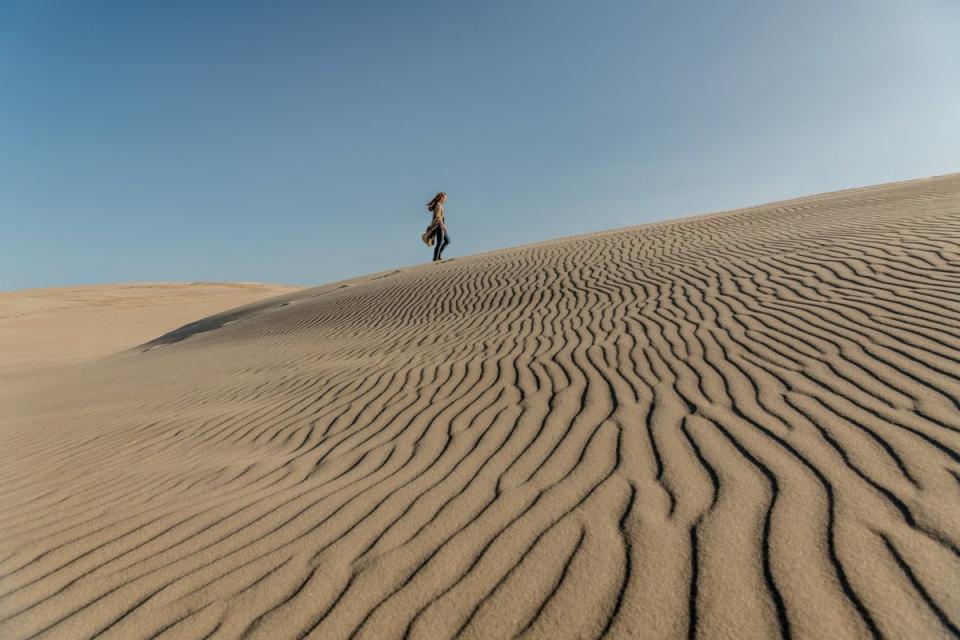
[2,175,960,639]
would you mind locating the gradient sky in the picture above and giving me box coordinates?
[2,1,958,290]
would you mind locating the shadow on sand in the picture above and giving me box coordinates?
[138,301,291,351]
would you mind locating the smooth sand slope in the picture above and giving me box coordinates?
[2,176,959,640]
[0,283,302,372]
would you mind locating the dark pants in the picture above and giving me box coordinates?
[432,226,450,261]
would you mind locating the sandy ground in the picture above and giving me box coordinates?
[1,175,959,639]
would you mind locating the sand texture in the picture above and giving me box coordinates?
[2,175,960,639]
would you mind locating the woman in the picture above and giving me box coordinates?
[423,191,451,262]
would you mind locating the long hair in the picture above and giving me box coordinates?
[427,192,446,212]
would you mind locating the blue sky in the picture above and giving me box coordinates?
[2,1,958,290]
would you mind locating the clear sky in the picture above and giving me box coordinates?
[2,1,958,290]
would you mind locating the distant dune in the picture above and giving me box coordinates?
[2,175,959,639]
[0,282,302,372]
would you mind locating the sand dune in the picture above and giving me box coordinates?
[2,175,960,639]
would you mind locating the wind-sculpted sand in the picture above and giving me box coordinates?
[2,175,959,639]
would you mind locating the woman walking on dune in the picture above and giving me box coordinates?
[422,192,450,262]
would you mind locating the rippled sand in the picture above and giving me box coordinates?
[2,176,959,639]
